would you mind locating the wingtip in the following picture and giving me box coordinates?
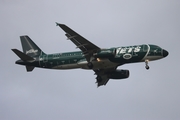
[20,35,28,38]
[56,22,65,26]
[56,22,59,26]
[11,48,17,52]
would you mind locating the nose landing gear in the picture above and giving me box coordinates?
[145,60,149,70]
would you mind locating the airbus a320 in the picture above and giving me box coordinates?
[12,23,169,87]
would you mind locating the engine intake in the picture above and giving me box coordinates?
[108,69,129,79]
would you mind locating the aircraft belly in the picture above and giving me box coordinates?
[52,63,80,69]
[77,60,89,69]
[77,59,119,69]
[93,59,118,69]
[141,56,163,61]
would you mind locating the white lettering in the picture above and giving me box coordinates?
[26,49,38,54]
[128,48,133,53]
[116,47,121,55]
[134,46,141,52]
[116,46,141,57]
[120,48,126,54]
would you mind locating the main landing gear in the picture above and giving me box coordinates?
[145,60,150,70]
[87,62,93,69]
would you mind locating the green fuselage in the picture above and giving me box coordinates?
[12,25,169,87]
[16,44,166,70]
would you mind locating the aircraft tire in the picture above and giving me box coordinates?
[87,62,93,69]
[145,66,150,70]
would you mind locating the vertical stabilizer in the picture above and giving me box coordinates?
[20,36,46,57]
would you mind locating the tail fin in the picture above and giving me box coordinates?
[12,36,44,72]
[20,36,46,57]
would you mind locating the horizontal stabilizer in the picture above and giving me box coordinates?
[11,49,34,61]
[26,65,35,72]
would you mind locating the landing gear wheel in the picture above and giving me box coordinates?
[145,60,150,70]
[145,66,150,70]
[87,62,93,69]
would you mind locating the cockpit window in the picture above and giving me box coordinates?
[148,45,162,56]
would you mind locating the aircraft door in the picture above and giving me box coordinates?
[40,55,48,67]
[143,44,148,52]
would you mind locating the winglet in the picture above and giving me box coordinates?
[56,22,60,26]
[56,22,65,26]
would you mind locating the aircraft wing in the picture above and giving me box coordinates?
[94,67,117,87]
[56,23,100,62]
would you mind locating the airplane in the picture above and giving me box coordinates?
[12,23,169,87]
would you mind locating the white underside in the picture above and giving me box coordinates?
[52,63,80,69]
[141,56,163,61]
[52,59,118,70]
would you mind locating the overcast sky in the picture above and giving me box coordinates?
[1,0,180,120]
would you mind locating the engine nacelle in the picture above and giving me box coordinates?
[93,49,115,58]
[108,69,130,79]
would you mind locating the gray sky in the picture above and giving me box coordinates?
[1,0,180,120]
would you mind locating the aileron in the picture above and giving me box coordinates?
[57,23,100,62]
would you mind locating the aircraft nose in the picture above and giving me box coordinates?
[162,49,169,57]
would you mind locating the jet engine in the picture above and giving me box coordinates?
[108,69,129,79]
[93,49,116,58]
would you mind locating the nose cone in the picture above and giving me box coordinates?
[162,49,169,57]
